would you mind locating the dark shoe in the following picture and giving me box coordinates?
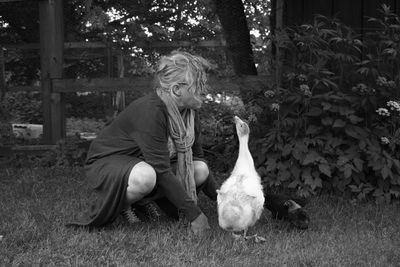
[121,206,141,224]
[155,197,179,220]
[135,200,162,221]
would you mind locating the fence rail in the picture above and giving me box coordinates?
[1,40,227,51]
[4,75,270,94]
[1,74,270,153]
[0,144,57,156]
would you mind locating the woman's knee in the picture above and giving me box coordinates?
[127,161,156,195]
[194,160,209,186]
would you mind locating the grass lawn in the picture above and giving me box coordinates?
[1,167,399,266]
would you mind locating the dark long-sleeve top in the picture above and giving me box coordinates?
[86,92,204,221]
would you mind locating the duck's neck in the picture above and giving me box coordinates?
[233,135,254,173]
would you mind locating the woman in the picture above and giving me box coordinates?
[69,51,217,235]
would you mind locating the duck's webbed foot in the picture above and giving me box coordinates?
[232,232,243,240]
[244,233,267,243]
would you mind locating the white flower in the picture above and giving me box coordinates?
[299,84,309,91]
[377,77,397,88]
[286,73,296,80]
[381,137,390,145]
[270,103,280,111]
[297,74,308,82]
[264,90,275,98]
[387,81,396,88]
[299,84,311,96]
[352,83,369,94]
[377,76,388,86]
[376,108,390,116]
[387,101,400,112]
[248,114,257,123]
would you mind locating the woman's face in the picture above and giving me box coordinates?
[175,83,205,110]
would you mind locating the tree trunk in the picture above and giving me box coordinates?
[213,0,258,75]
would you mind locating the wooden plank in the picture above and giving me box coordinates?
[284,0,304,26]
[0,145,57,156]
[272,0,284,87]
[51,0,65,144]
[64,53,106,60]
[150,40,227,48]
[0,0,25,2]
[5,85,41,92]
[39,0,65,144]
[0,146,11,156]
[106,43,113,77]
[70,40,227,49]
[333,0,363,31]
[53,75,270,93]
[363,0,395,32]
[39,1,51,143]
[1,43,40,49]
[40,79,52,143]
[6,76,271,93]
[2,52,107,61]
[115,53,126,112]
[275,0,284,29]
[53,77,153,93]
[397,0,400,17]
[12,145,57,151]
[1,42,105,50]
[0,48,5,98]
[64,42,107,49]
[1,40,226,51]
[303,0,333,21]
[50,90,66,142]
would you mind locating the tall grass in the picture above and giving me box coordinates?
[1,167,399,266]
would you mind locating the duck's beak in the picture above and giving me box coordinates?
[234,116,241,123]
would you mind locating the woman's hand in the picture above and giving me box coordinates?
[190,212,210,235]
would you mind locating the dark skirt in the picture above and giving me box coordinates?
[67,155,142,227]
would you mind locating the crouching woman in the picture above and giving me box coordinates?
[68,51,218,234]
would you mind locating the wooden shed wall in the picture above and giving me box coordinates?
[283,0,400,32]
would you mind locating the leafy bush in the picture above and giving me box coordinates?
[1,137,89,168]
[0,100,15,146]
[250,5,400,203]
[2,91,42,124]
[66,117,106,136]
[200,92,246,173]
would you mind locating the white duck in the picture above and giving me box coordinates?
[217,116,265,241]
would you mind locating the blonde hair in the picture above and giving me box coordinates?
[154,51,211,95]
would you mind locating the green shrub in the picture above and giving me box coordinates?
[251,5,400,203]
[2,91,42,124]
[0,100,15,146]
[2,136,88,168]
[200,92,246,173]
[66,117,105,136]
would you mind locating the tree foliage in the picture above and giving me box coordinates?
[1,0,270,86]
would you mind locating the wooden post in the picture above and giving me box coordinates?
[397,1,400,19]
[116,52,126,113]
[0,47,5,100]
[275,0,284,29]
[39,0,65,144]
[274,0,284,88]
[106,42,113,78]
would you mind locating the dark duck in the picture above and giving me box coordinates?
[264,192,310,229]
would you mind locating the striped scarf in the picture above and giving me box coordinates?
[157,90,197,204]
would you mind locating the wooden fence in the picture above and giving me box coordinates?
[281,0,400,32]
[0,0,270,150]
